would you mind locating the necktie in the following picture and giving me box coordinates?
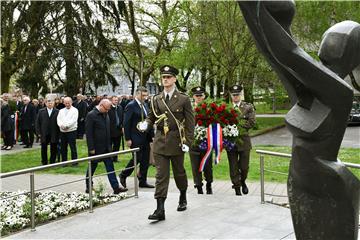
[115,107,120,127]
[140,103,147,117]
[165,94,170,104]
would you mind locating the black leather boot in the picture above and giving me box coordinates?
[234,187,242,196]
[241,181,249,195]
[177,190,187,211]
[148,198,165,221]
[196,185,203,194]
[206,182,213,194]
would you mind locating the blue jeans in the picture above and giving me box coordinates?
[85,157,119,190]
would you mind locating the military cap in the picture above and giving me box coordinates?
[229,84,243,94]
[191,86,206,95]
[160,65,179,76]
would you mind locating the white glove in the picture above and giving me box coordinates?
[138,121,148,131]
[182,144,189,152]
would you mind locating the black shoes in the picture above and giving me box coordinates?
[241,181,249,195]
[113,186,128,194]
[177,190,187,211]
[23,145,32,148]
[148,198,165,221]
[234,187,242,196]
[206,182,212,195]
[196,185,203,194]
[139,182,155,188]
[119,175,127,188]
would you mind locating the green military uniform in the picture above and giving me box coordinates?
[227,85,256,195]
[147,89,195,199]
[189,86,213,194]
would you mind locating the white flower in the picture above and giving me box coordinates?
[222,124,239,137]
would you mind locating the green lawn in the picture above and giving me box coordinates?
[249,117,285,136]
[1,141,359,183]
[254,103,289,114]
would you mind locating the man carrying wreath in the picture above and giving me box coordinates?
[227,85,256,196]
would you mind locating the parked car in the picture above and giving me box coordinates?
[348,101,360,125]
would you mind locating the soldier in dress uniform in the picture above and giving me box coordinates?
[227,85,256,196]
[190,86,213,194]
[141,65,195,221]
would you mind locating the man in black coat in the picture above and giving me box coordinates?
[108,96,123,162]
[73,94,88,139]
[35,96,60,165]
[85,99,127,194]
[20,96,36,148]
[119,87,154,188]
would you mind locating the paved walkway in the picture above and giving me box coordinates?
[1,174,289,206]
[7,192,295,239]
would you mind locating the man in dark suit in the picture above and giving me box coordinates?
[35,95,60,165]
[73,94,88,139]
[227,85,256,196]
[119,87,154,189]
[85,99,127,194]
[20,96,36,148]
[108,96,123,162]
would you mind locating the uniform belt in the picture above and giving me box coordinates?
[158,128,177,134]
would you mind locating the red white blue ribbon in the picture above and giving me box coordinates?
[14,111,19,142]
[199,123,223,172]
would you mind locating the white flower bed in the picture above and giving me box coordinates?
[0,190,127,235]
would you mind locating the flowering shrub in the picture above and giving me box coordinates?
[194,100,246,151]
[0,189,127,235]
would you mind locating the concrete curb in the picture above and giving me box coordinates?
[250,124,286,138]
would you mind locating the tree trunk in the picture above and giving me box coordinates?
[1,71,11,93]
[64,2,80,96]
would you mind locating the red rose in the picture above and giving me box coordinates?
[216,107,223,112]
[198,114,204,119]
[195,107,200,112]
[201,103,207,109]
[210,103,217,109]
[209,116,214,122]
[206,120,212,126]
[206,109,211,115]
[197,120,203,126]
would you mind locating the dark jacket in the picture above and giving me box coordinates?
[85,107,111,154]
[20,103,36,130]
[1,104,14,132]
[35,108,60,143]
[108,104,124,138]
[73,100,88,122]
[124,100,153,147]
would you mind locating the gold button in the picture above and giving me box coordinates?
[165,111,168,113]
[174,95,177,98]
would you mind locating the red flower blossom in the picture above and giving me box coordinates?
[197,120,203,126]
[197,114,204,119]
[210,103,217,109]
[206,120,212,126]
[195,107,200,112]
[201,103,207,109]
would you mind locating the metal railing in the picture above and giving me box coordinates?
[256,149,360,204]
[0,148,140,231]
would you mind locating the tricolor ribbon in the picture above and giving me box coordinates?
[199,123,223,172]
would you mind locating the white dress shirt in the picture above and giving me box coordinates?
[57,106,79,132]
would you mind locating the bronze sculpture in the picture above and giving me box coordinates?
[238,1,360,239]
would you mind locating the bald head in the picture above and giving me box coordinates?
[99,99,112,113]
[63,97,73,109]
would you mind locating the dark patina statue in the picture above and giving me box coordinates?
[238,1,360,239]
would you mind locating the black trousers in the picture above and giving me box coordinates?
[41,135,58,165]
[21,129,34,146]
[85,157,119,190]
[121,143,150,185]
[111,136,121,161]
[77,120,85,138]
[60,130,78,162]
[226,149,250,188]
[3,130,14,146]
